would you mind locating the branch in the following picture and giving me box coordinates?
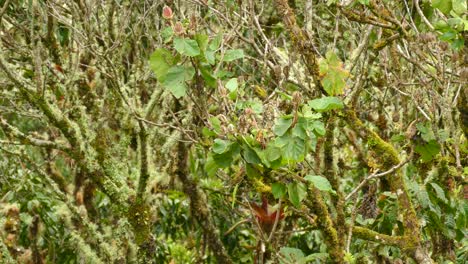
[304,187,344,263]
[345,154,412,201]
[136,121,149,197]
[0,0,11,21]
[0,116,70,153]
[352,226,405,247]
[343,109,431,262]
[274,0,326,95]
[0,47,129,211]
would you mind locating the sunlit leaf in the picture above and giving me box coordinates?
[308,97,344,112]
[304,175,335,194]
[149,48,174,81]
[273,116,293,136]
[272,183,286,199]
[213,139,232,154]
[318,51,349,95]
[174,37,201,57]
[162,65,195,98]
[287,182,307,207]
[432,0,452,14]
[222,49,244,62]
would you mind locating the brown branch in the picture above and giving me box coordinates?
[174,100,232,264]
[274,0,326,95]
[343,109,432,263]
[0,116,70,153]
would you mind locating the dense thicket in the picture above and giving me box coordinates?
[0,0,466,263]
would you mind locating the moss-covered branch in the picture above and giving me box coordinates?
[0,51,130,212]
[176,140,233,264]
[352,226,404,247]
[304,188,344,263]
[344,109,431,262]
[274,0,326,95]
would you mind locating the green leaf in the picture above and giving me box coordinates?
[416,123,436,141]
[276,133,306,162]
[225,78,238,92]
[203,156,218,176]
[249,99,264,114]
[452,0,467,15]
[242,146,261,164]
[222,49,245,62]
[287,182,307,207]
[213,139,232,154]
[432,0,452,14]
[279,247,305,264]
[212,153,233,168]
[149,48,174,81]
[358,0,370,5]
[212,143,240,168]
[202,127,216,137]
[272,183,286,199]
[209,33,223,50]
[309,120,326,136]
[439,30,457,41]
[273,116,293,136]
[429,183,448,203]
[205,50,216,65]
[174,37,201,57]
[292,118,307,139]
[304,175,336,194]
[162,65,195,98]
[265,143,281,162]
[245,163,262,179]
[161,26,174,43]
[451,38,464,50]
[391,134,405,143]
[303,253,329,262]
[318,51,349,95]
[209,117,221,134]
[417,186,431,208]
[195,33,209,52]
[200,65,217,88]
[308,97,344,112]
[415,140,440,162]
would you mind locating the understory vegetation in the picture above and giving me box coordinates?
[0,0,467,263]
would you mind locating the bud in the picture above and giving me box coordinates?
[292,91,302,106]
[174,21,185,35]
[162,6,173,20]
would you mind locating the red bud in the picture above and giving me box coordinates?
[162,6,173,20]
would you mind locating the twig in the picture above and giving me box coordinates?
[414,0,434,31]
[345,154,412,201]
[224,219,250,236]
[0,0,11,20]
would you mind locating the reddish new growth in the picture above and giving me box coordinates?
[250,197,284,231]
[162,6,173,20]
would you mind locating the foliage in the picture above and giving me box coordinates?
[0,0,467,263]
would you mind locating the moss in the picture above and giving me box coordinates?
[344,109,422,250]
[366,131,400,168]
[128,200,151,245]
[253,177,271,193]
[70,231,105,264]
[352,226,404,247]
[305,187,344,263]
